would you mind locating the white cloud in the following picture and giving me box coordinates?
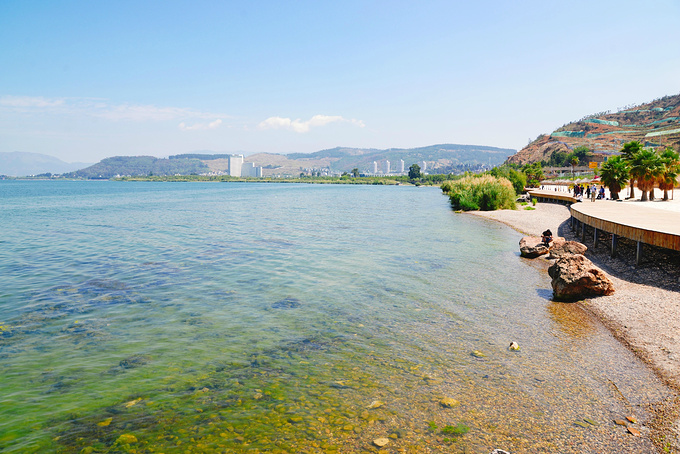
[178,119,223,131]
[0,95,228,124]
[0,96,65,108]
[258,114,365,133]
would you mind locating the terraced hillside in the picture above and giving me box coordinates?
[508,94,680,165]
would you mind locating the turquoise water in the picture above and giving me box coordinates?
[0,181,670,453]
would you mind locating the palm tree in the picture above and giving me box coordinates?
[629,148,663,201]
[620,141,643,199]
[658,146,680,201]
[569,156,579,180]
[599,156,629,200]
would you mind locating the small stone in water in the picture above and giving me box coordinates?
[124,398,142,408]
[115,434,138,444]
[573,421,589,428]
[583,418,598,426]
[373,437,389,447]
[367,400,384,409]
[628,426,642,437]
[439,397,460,408]
[508,342,520,351]
[626,415,638,424]
[614,419,628,426]
[471,350,486,358]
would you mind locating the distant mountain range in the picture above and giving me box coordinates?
[0,152,92,177]
[508,93,680,165]
[63,144,515,179]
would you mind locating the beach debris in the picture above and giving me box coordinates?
[548,254,615,301]
[627,426,642,437]
[439,397,460,408]
[471,350,486,358]
[508,342,520,351]
[626,415,638,424]
[373,437,389,447]
[367,400,384,409]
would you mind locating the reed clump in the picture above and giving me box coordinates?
[441,175,516,211]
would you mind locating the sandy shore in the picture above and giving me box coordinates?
[469,195,680,451]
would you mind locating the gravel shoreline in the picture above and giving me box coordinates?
[469,200,680,452]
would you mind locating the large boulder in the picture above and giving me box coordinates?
[548,254,614,301]
[519,236,565,258]
[548,240,588,259]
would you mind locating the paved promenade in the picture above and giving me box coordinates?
[530,186,680,263]
[571,200,680,250]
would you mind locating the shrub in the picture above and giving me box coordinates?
[446,175,517,211]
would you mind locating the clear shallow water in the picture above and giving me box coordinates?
[0,181,670,453]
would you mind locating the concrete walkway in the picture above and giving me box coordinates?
[570,199,680,264]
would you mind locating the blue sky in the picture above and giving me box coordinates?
[1,0,679,163]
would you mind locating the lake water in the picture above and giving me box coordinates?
[0,180,671,453]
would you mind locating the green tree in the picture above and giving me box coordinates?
[408,164,422,180]
[620,141,644,198]
[629,148,663,201]
[573,146,590,165]
[351,168,360,178]
[599,156,629,200]
[569,156,579,179]
[522,162,544,187]
[658,146,680,201]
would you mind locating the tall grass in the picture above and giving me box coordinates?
[441,175,516,211]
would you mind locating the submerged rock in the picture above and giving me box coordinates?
[119,354,152,369]
[439,397,460,408]
[508,342,520,351]
[272,297,302,309]
[373,437,389,447]
[115,433,138,444]
[548,254,615,301]
[367,400,384,409]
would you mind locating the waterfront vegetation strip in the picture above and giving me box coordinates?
[441,175,516,211]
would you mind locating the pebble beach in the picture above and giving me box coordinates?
[469,189,680,451]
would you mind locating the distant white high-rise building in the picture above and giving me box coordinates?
[421,161,427,173]
[383,160,390,174]
[399,159,405,173]
[372,161,378,174]
[228,155,244,177]
[241,162,263,177]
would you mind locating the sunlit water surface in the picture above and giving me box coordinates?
[0,181,670,453]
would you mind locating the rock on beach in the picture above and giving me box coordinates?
[519,236,565,258]
[548,254,615,301]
